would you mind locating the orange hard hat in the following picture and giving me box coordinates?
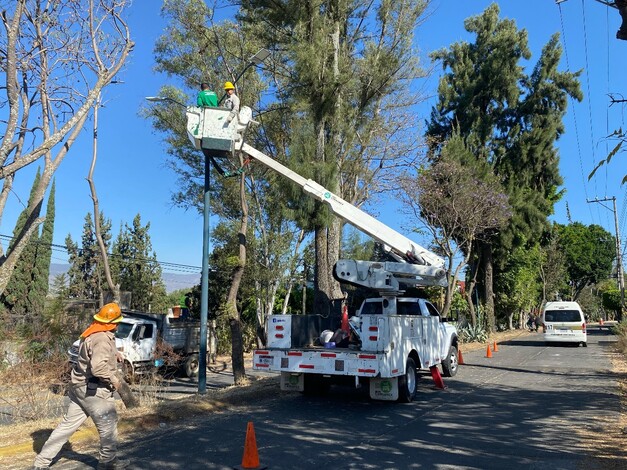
[94,303,123,323]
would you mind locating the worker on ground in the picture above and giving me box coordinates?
[223,81,240,123]
[617,0,627,40]
[33,303,128,470]
[197,82,218,107]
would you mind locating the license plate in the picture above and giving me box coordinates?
[257,355,274,365]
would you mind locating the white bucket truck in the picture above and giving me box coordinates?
[186,106,458,402]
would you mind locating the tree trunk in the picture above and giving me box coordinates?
[228,167,248,385]
[481,243,496,333]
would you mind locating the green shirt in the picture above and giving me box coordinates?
[197,89,218,107]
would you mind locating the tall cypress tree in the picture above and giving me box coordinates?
[427,5,581,331]
[65,212,112,301]
[28,180,56,314]
[2,169,43,316]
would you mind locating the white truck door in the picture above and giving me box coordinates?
[419,300,442,367]
[129,322,157,363]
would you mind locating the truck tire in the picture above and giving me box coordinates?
[398,357,417,403]
[185,354,200,378]
[441,344,459,377]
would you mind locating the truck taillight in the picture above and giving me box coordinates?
[582,322,586,333]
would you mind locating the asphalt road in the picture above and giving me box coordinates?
[6,326,624,469]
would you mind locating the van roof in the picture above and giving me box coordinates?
[544,301,581,311]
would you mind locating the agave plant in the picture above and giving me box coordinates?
[459,323,488,343]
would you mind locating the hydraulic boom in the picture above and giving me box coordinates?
[186,105,447,289]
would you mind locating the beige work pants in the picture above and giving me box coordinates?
[34,383,118,467]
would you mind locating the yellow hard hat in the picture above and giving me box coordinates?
[224,81,235,90]
[93,303,123,323]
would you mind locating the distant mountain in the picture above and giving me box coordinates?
[48,263,200,293]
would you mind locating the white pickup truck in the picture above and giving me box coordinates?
[69,311,204,381]
[253,297,458,402]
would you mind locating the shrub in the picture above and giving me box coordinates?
[459,323,488,343]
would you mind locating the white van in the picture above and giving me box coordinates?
[541,301,587,347]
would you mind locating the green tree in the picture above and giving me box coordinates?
[240,0,431,316]
[2,173,55,319]
[556,222,615,300]
[65,213,112,301]
[111,214,168,312]
[28,180,56,315]
[2,169,43,316]
[426,4,581,332]
[538,225,569,302]
[495,244,541,330]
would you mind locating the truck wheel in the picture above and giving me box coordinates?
[185,354,200,378]
[303,374,330,396]
[398,358,417,403]
[441,345,459,377]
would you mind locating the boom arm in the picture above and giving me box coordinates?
[186,106,447,289]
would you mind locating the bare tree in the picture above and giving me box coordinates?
[398,154,511,323]
[87,92,120,304]
[0,0,133,294]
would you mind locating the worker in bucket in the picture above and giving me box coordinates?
[33,303,129,470]
[197,82,218,107]
[223,81,240,123]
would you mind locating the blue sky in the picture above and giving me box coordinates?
[2,0,626,277]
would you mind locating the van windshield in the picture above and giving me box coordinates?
[544,310,581,322]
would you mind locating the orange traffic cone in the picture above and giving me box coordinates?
[486,344,492,358]
[493,341,499,352]
[458,347,465,365]
[235,422,266,470]
[430,365,447,389]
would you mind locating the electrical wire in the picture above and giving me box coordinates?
[580,0,606,228]
[557,1,596,223]
[0,234,201,273]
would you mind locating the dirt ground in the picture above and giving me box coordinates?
[0,328,625,468]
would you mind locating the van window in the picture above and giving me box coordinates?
[544,310,581,322]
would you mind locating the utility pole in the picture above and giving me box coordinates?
[587,197,625,320]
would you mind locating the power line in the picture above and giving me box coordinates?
[0,234,201,273]
[557,1,596,223]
